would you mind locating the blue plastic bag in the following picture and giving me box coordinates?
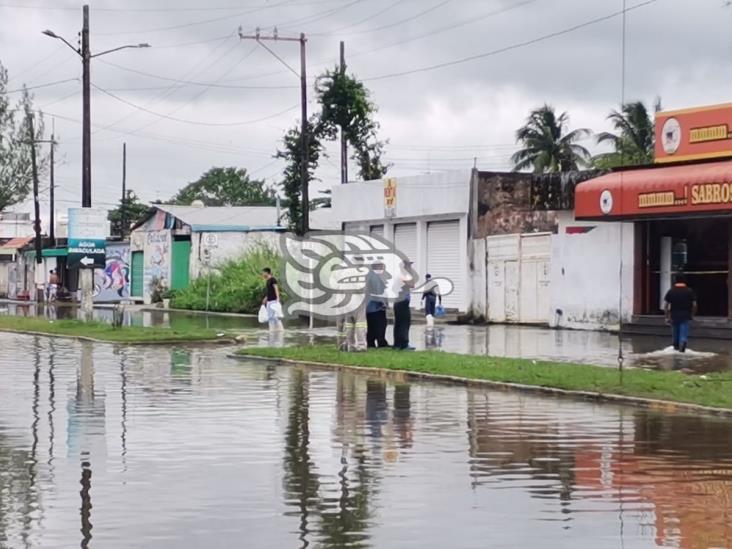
[435,305,445,318]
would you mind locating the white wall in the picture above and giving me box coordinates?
[549,210,634,331]
[0,213,33,238]
[468,238,487,320]
[190,231,280,279]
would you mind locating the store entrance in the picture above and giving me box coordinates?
[641,218,729,316]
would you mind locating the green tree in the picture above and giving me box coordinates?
[594,100,657,168]
[275,119,323,233]
[169,167,276,206]
[108,190,149,237]
[315,67,390,181]
[511,105,591,173]
[0,62,48,212]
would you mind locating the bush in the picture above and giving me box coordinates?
[171,243,284,314]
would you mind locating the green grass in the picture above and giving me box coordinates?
[0,315,225,344]
[239,346,732,411]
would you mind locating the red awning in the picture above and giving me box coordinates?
[575,159,732,220]
[0,236,33,253]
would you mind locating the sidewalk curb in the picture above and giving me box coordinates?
[0,328,236,346]
[231,353,732,418]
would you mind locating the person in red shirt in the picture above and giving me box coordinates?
[664,273,697,353]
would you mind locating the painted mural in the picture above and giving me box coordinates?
[93,243,130,302]
[143,230,171,300]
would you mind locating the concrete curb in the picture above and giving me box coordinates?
[0,328,236,347]
[231,353,732,418]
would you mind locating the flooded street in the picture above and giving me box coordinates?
[1,334,731,548]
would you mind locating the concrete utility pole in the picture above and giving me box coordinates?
[42,6,149,318]
[49,122,56,246]
[239,27,310,235]
[340,41,348,184]
[27,113,42,270]
[121,142,127,238]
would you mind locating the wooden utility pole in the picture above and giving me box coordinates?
[26,114,43,268]
[239,28,310,235]
[339,41,348,184]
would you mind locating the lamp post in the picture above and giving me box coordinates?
[43,5,149,318]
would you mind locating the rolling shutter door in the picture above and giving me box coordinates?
[427,220,461,310]
[393,223,417,263]
[369,225,384,238]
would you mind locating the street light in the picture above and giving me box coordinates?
[42,4,149,319]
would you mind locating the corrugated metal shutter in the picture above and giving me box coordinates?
[427,220,461,310]
[131,251,144,297]
[369,225,384,238]
[393,223,417,263]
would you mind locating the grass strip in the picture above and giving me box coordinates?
[0,315,224,344]
[239,346,732,411]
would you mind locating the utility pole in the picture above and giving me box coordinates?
[49,121,56,246]
[27,113,42,268]
[239,28,310,235]
[121,142,127,239]
[42,6,149,319]
[339,41,348,184]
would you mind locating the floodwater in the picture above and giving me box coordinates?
[4,301,732,372]
[1,334,731,548]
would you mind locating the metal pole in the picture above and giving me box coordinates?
[49,125,56,246]
[206,255,211,312]
[121,142,127,238]
[299,33,309,236]
[339,41,348,185]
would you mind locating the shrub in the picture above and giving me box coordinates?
[171,243,285,314]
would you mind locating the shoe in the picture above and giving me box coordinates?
[401,345,416,351]
[680,343,687,353]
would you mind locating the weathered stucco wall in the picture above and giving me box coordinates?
[189,231,280,279]
[549,210,634,330]
[474,172,557,238]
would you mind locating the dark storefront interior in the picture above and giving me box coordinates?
[639,218,729,317]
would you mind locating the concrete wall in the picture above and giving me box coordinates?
[93,242,130,302]
[189,231,280,278]
[549,210,634,331]
[130,229,172,303]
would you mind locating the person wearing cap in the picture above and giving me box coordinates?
[392,259,416,351]
[421,273,441,320]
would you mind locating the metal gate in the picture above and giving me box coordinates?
[486,233,551,323]
[394,223,417,263]
[427,220,461,310]
[131,251,144,297]
[171,240,191,291]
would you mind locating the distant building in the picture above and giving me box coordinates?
[0,212,33,239]
[129,204,284,303]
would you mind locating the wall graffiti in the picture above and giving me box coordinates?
[93,244,130,302]
[143,230,171,300]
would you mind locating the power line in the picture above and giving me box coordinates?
[93,83,299,126]
[0,0,340,12]
[1,78,78,95]
[362,0,659,81]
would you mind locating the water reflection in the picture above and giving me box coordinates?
[0,334,731,548]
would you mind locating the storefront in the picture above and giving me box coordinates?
[575,102,732,321]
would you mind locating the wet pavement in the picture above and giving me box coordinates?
[1,333,731,548]
[3,302,732,372]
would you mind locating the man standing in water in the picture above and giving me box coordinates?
[664,273,697,352]
[261,268,284,332]
[393,260,415,351]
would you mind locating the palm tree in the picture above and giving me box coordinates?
[595,100,656,167]
[511,105,591,173]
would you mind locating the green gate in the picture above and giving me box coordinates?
[130,251,144,297]
[171,239,191,291]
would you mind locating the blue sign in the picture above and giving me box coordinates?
[68,208,107,269]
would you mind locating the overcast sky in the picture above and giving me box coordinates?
[1,0,730,216]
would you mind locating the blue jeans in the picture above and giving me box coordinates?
[672,320,689,350]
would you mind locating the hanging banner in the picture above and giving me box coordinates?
[384,177,397,217]
[656,103,732,163]
[68,208,107,269]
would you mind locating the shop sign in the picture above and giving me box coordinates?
[67,208,107,269]
[384,177,397,217]
[656,103,732,163]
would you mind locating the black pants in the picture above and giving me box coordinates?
[366,309,389,348]
[393,300,411,349]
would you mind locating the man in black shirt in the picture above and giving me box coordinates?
[664,273,697,352]
[261,267,284,331]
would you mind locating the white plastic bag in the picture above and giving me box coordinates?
[258,305,268,324]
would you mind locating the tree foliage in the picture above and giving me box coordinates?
[169,167,276,207]
[108,190,149,237]
[315,67,390,181]
[0,62,48,212]
[511,105,591,174]
[275,119,324,233]
[594,100,657,168]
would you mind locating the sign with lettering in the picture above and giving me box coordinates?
[68,208,107,269]
[656,103,732,163]
[384,177,397,217]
